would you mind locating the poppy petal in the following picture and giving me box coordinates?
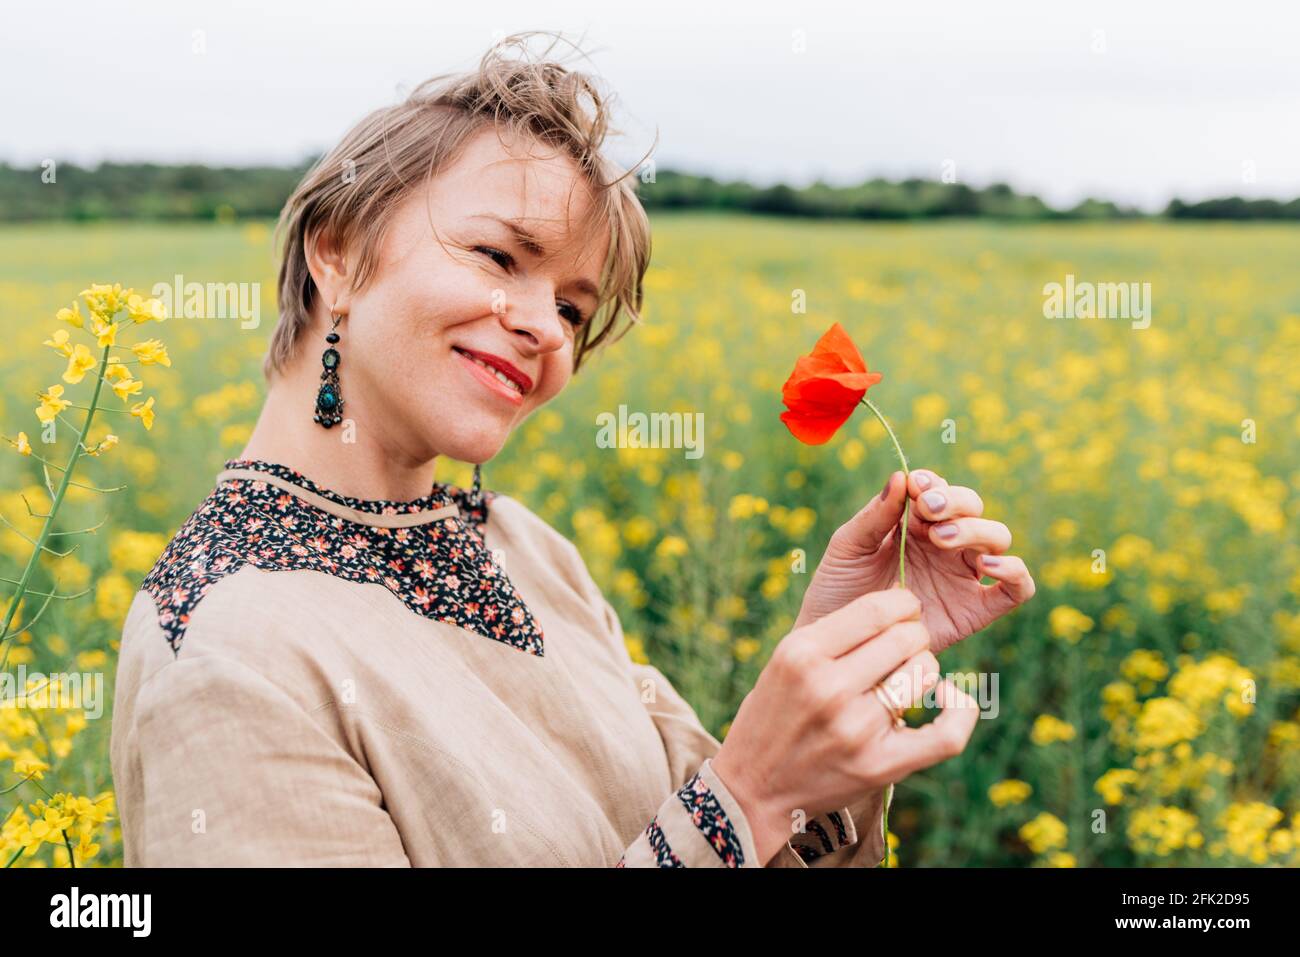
[809,322,866,374]
[778,323,882,445]
[779,407,855,445]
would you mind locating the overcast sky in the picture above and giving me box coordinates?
[4,0,1298,210]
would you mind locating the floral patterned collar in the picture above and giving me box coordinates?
[140,458,545,657]
[222,457,467,520]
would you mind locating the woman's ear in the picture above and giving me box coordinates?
[305,227,351,314]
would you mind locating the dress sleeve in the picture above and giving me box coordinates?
[119,653,412,866]
[606,599,886,868]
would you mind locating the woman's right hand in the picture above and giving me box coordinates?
[711,587,980,864]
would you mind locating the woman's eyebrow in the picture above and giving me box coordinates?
[472,213,548,256]
[470,213,600,300]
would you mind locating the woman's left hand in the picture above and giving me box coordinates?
[793,468,1036,654]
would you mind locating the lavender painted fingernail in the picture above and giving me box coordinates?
[935,523,959,540]
[982,556,1002,568]
[922,490,947,512]
[914,472,932,490]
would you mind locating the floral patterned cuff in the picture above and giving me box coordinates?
[787,807,859,864]
[615,757,761,868]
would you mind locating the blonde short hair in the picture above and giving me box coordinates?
[269,31,652,379]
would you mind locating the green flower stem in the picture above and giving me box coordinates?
[858,397,910,588]
[0,344,112,672]
[858,396,910,869]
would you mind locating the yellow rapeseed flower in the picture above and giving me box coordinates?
[56,302,84,328]
[80,282,131,318]
[111,376,143,402]
[35,384,70,424]
[84,434,118,457]
[126,293,168,323]
[728,493,769,520]
[1095,768,1140,805]
[94,573,135,623]
[1121,649,1169,686]
[623,634,649,665]
[1048,605,1094,643]
[1030,714,1077,745]
[130,396,155,430]
[1134,697,1202,750]
[131,338,171,366]
[43,328,73,357]
[109,530,168,572]
[622,515,657,549]
[89,314,119,348]
[1169,653,1254,717]
[781,506,817,538]
[61,343,97,384]
[104,358,133,382]
[1020,812,1068,854]
[988,779,1033,807]
[1217,802,1283,862]
[654,535,688,559]
[1128,805,1202,856]
[1046,517,1077,544]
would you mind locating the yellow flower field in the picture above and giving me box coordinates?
[1,214,1297,866]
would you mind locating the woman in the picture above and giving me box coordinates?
[110,33,1035,867]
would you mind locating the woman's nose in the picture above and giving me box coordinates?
[503,285,567,353]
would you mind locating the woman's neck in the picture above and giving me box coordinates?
[239,357,440,503]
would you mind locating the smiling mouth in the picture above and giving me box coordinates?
[453,347,530,397]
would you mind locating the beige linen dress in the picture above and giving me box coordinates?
[111,459,886,867]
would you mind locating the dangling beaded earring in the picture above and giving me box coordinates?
[313,312,344,428]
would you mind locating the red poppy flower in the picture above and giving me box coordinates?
[779,322,883,444]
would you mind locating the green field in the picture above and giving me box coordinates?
[2,215,1298,866]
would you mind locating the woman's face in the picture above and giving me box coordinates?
[324,126,609,467]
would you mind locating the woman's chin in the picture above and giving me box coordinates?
[431,428,509,467]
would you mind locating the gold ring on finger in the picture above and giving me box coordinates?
[873,683,907,729]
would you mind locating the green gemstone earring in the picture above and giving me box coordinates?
[313,312,344,428]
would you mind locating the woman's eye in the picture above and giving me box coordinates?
[558,302,586,327]
[475,244,584,328]
[474,245,514,270]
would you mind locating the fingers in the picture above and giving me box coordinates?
[878,677,981,777]
[834,620,932,692]
[827,470,908,557]
[877,649,941,709]
[805,587,922,658]
[928,517,1012,553]
[912,483,984,521]
[977,554,1037,607]
[907,469,949,498]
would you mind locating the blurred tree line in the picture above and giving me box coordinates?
[1,161,1297,221]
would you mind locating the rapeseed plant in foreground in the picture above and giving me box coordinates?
[0,282,167,866]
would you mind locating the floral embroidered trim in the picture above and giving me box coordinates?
[644,818,683,868]
[827,809,849,846]
[797,820,835,855]
[226,457,475,520]
[792,843,825,864]
[677,771,745,867]
[140,459,543,656]
[789,810,853,862]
